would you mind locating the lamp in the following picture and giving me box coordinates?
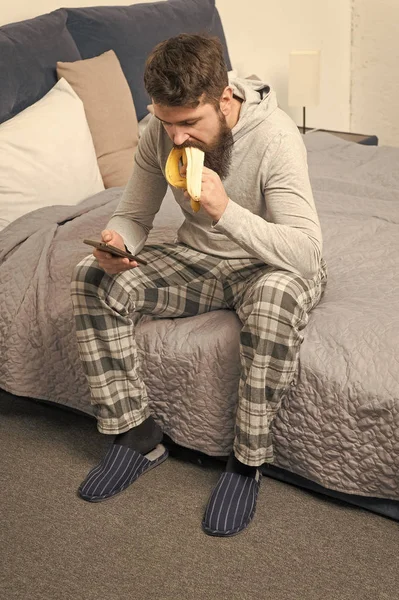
[288,50,320,134]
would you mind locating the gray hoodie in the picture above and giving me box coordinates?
[108,78,322,278]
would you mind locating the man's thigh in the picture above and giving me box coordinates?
[223,261,326,326]
[108,243,228,319]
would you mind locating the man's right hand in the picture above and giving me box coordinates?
[93,229,140,275]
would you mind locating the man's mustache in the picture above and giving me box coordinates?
[173,140,208,152]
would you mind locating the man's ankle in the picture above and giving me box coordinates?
[225,452,257,478]
[114,415,163,455]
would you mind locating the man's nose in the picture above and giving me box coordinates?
[172,127,190,146]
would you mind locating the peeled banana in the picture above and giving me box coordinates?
[165,147,204,212]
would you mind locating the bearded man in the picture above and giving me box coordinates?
[71,34,327,537]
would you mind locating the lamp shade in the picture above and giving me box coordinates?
[288,50,320,107]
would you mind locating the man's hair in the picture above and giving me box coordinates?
[144,33,228,108]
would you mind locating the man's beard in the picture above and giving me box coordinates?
[174,111,233,180]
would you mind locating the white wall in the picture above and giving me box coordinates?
[351,0,399,147]
[216,0,352,132]
[0,0,160,26]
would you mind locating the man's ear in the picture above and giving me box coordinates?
[219,86,234,116]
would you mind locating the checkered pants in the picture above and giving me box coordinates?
[71,243,327,466]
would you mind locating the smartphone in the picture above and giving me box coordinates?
[83,239,148,265]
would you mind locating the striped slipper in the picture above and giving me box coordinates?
[78,443,168,502]
[202,470,261,537]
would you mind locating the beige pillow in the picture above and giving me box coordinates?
[57,50,138,188]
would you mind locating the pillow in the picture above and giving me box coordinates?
[0,78,104,228]
[66,0,232,120]
[0,9,81,125]
[57,50,139,188]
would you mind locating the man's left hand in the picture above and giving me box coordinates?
[184,166,229,222]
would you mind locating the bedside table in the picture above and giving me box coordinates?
[301,128,378,146]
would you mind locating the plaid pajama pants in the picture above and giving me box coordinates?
[71,243,327,466]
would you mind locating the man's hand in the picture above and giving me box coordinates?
[184,166,229,221]
[93,229,140,275]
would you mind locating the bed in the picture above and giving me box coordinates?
[1,2,398,521]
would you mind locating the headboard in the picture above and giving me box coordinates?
[0,0,232,125]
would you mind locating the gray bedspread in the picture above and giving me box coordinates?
[1,132,398,500]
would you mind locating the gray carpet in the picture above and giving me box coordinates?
[1,391,398,600]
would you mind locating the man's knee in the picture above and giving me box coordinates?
[71,255,104,297]
[254,272,306,314]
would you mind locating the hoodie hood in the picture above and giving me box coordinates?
[229,77,278,141]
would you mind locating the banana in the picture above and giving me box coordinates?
[165,147,204,212]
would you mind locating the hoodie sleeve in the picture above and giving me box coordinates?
[107,118,168,254]
[212,131,323,279]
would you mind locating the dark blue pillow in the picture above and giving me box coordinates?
[66,0,232,120]
[0,9,81,125]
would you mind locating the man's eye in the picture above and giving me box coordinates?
[161,121,197,127]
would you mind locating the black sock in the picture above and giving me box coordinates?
[225,452,257,478]
[114,415,163,455]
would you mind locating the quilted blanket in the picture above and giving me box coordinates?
[0,132,398,500]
